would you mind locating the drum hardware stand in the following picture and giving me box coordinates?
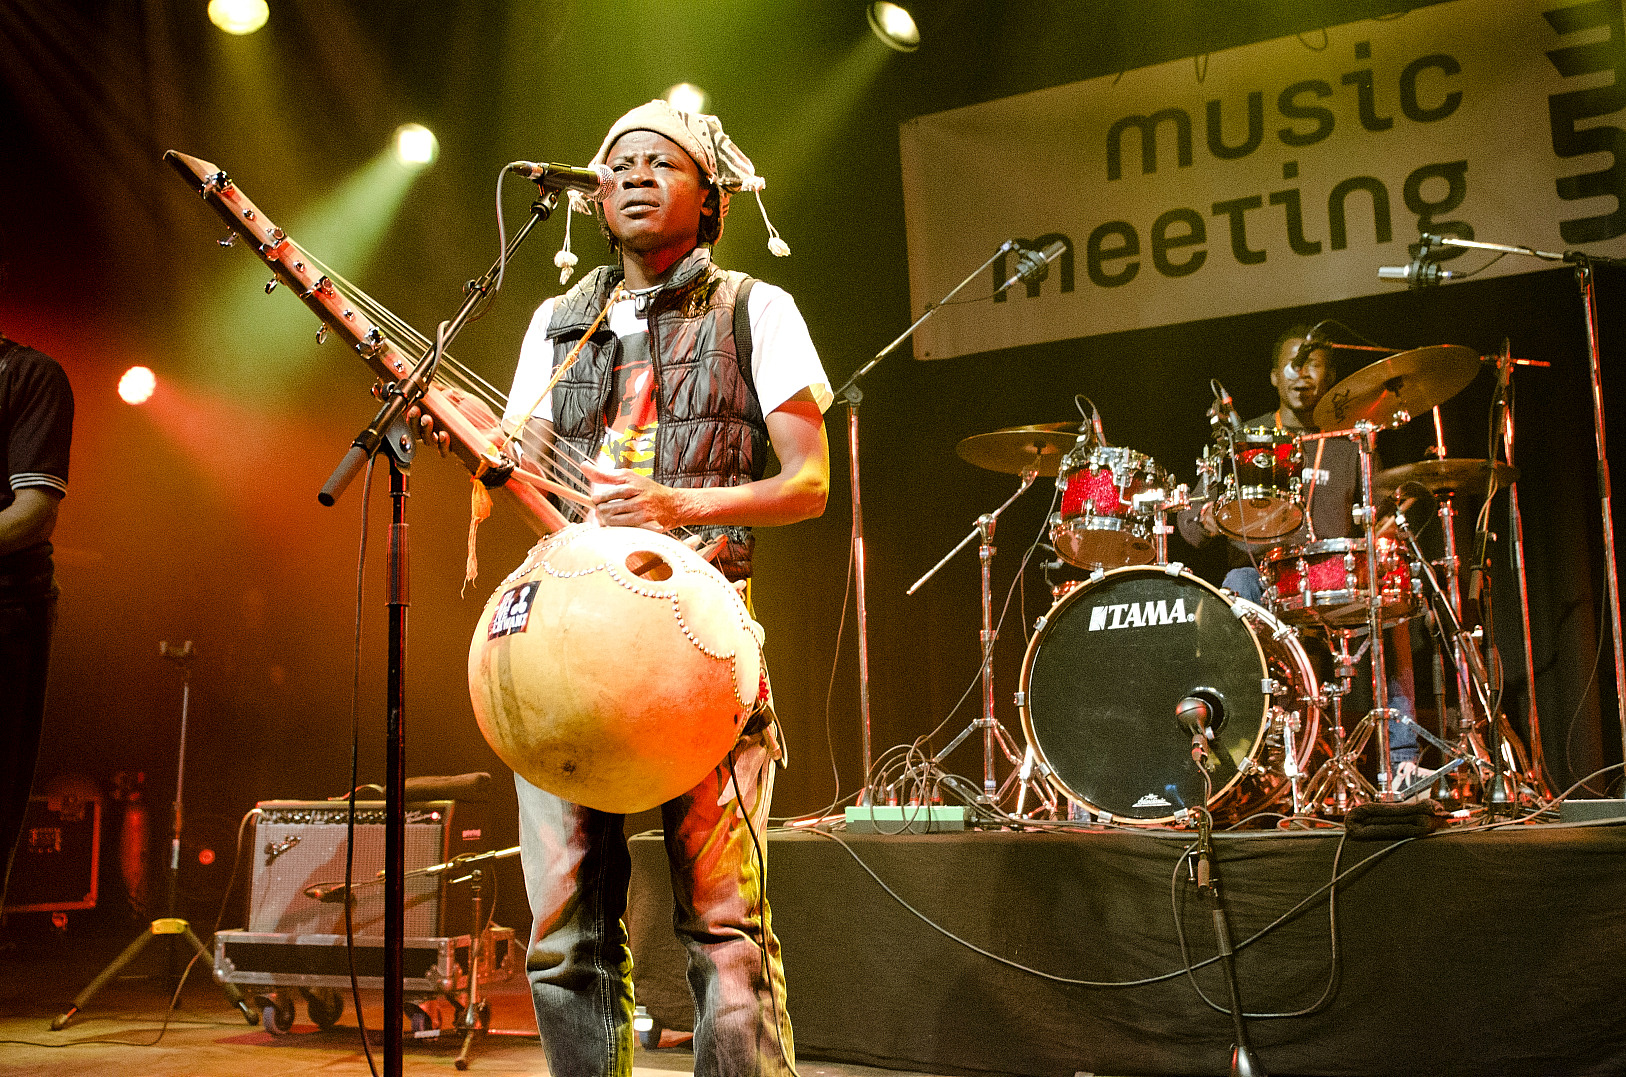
[1351,420,1400,800]
[1012,743,1061,818]
[51,642,259,1031]
[314,193,557,1077]
[1392,508,1528,813]
[1484,340,1555,799]
[1151,485,1189,565]
[1411,233,1626,775]
[1408,416,1507,801]
[1302,633,1378,814]
[835,240,1033,806]
[909,469,1039,804]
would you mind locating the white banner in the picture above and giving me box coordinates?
[899,0,1626,359]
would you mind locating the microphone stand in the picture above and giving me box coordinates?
[831,239,1020,804]
[1408,232,1626,781]
[316,193,558,1077]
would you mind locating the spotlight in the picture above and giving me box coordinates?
[208,0,269,35]
[394,124,438,167]
[665,82,709,115]
[866,2,919,52]
[119,366,156,405]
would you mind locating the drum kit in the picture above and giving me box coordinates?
[932,342,1548,826]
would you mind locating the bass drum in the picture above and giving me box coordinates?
[1018,566,1321,824]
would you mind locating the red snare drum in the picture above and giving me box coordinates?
[1260,536,1417,627]
[1203,430,1303,541]
[1052,444,1165,569]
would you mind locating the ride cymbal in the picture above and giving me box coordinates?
[1376,457,1519,498]
[1313,345,1479,432]
[956,423,1080,477]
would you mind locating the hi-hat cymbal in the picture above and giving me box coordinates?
[1313,345,1480,432]
[1376,458,1519,498]
[956,423,1079,477]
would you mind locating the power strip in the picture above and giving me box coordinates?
[843,805,969,833]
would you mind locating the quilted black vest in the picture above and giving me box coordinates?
[546,248,767,580]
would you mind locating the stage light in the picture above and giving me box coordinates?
[119,366,156,405]
[866,2,919,52]
[394,124,438,167]
[208,0,269,35]
[665,82,709,114]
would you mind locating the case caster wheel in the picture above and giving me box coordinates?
[300,986,344,1030]
[259,991,295,1035]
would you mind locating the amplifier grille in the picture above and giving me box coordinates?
[248,800,458,936]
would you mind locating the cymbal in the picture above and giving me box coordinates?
[956,423,1080,477]
[1376,458,1519,498]
[1313,345,1480,432]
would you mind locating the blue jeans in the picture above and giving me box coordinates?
[516,728,793,1077]
[1222,567,1417,765]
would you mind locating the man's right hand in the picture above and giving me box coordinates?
[1198,500,1223,537]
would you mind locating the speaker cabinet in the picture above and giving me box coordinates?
[248,800,488,938]
[3,795,101,913]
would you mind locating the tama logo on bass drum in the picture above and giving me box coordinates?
[1087,599,1197,631]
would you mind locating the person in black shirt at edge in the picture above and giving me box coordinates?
[0,323,73,905]
[1177,325,1423,791]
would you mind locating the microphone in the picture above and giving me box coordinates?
[1379,234,1456,290]
[303,882,352,904]
[505,161,616,201]
[1378,262,1458,287]
[1209,379,1243,436]
[997,240,1067,294]
[1176,690,1224,772]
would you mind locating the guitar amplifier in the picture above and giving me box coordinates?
[248,799,489,938]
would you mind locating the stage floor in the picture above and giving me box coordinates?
[0,922,955,1077]
[629,818,1626,1077]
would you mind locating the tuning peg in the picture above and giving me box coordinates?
[218,233,237,248]
[265,277,279,294]
[316,324,329,345]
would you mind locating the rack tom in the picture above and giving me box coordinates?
[1051,443,1166,569]
[1201,429,1303,541]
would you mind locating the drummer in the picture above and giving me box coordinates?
[1177,325,1420,781]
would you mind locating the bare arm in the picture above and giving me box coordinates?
[585,387,830,530]
[0,488,61,557]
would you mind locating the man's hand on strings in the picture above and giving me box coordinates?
[404,404,451,456]
[372,379,450,456]
[581,460,687,532]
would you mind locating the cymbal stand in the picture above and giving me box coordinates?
[1299,423,1399,799]
[909,470,1039,804]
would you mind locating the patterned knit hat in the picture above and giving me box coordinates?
[553,99,788,283]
